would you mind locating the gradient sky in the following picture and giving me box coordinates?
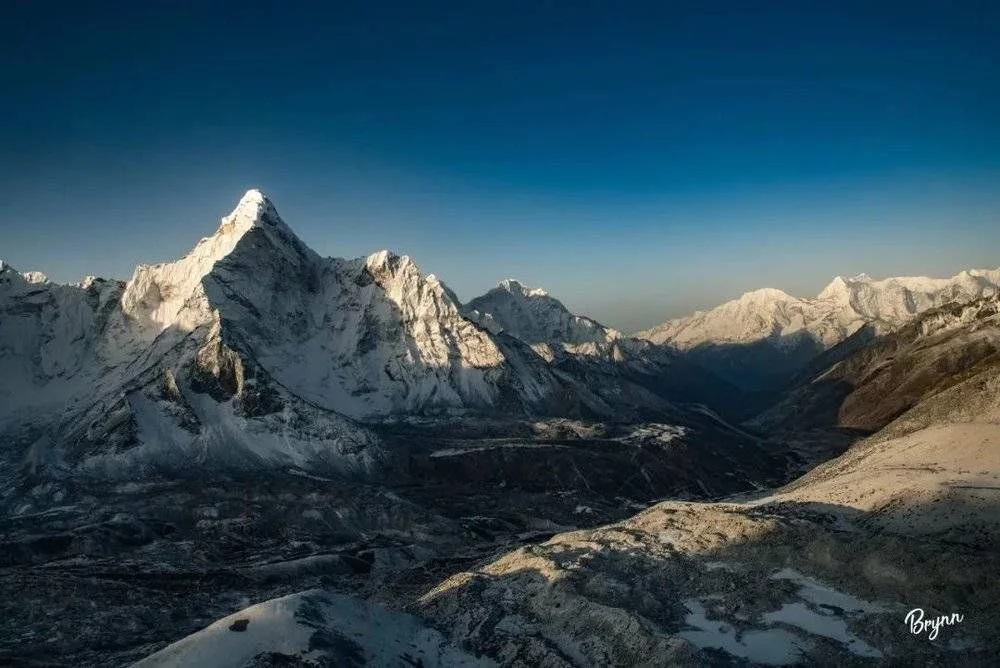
[2,1,999,332]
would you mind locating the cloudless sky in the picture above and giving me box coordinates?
[2,1,999,331]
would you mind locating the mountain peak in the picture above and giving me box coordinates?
[0,260,27,288]
[464,280,622,359]
[217,188,279,237]
[739,287,795,303]
[0,262,46,290]
[174,189,304,267]
[22,271,49,284]
[498,279,548,298]
[241,187,266,203]
[206,189,315,266]
[366,250,419,279]
[818,273,876,300]
[117,189,316,334]
[818,276,850,300]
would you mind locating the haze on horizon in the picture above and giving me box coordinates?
[2,1,998,332]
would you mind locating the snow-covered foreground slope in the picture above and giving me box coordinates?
[636,270,1000,390]
[132,589,492,668]
[413,363,1000,666]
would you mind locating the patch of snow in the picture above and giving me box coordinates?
[615,423,688,448]
[763,603,882,658]
[769,568,888,614]
[22,271,49,284]
[677,599,808,665]
[703,561,734,572]
[679,571,891,663]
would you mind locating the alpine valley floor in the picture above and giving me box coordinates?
[6,411,993,666]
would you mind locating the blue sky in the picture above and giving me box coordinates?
[2,1,998,331]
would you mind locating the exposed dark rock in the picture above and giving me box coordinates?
[228,618,249,632]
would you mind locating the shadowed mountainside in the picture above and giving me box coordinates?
[751,296,1000,433]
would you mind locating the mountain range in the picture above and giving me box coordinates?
[2,190,998,666]
[4,190,996,481]
[0,190,787,492]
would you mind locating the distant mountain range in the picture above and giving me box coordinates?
[635,267,1000,391]
[751,294,1000,433]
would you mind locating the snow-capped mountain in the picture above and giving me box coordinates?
[464,279,627,363]
[463,278,748,414]
[177,191,559,420]
[0,190,675,489]
[1,193,384,484]
[8,187,990,489]
[635,270,1000,390]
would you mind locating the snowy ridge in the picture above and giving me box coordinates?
[222,242,516,419]
[0,258,124,403]
[637,269,1000,351]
